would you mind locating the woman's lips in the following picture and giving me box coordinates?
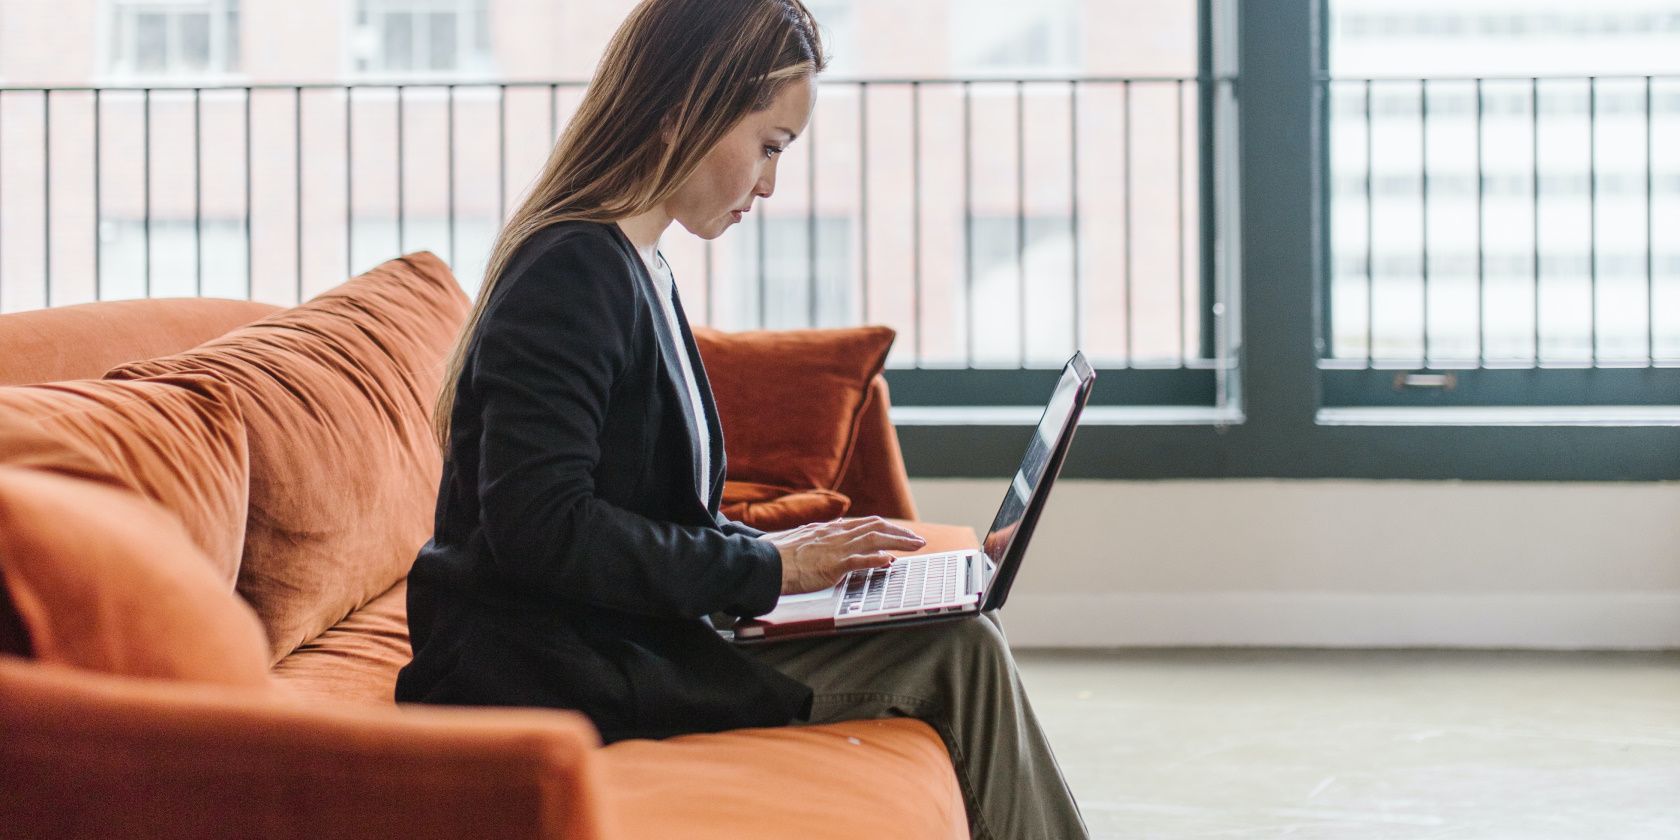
[730,209,744,222]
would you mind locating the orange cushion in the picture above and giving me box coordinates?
[599,717,967,840]
[720,480,850,531]
[695,325,896,491]
[0,467,271,686]
[0,297,281,387]
[107,252,471,661]
[0,376,249,587]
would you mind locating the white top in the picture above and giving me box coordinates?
[647,252,712,507]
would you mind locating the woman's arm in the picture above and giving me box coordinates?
[472,229,781,621]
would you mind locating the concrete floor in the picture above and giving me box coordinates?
[1012,649,1680,840]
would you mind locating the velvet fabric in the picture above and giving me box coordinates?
[0,655,614,840]
[106,252,471,662]
[599,717,967,840]
[718,480,851,531]
[0,468,270,686]
[0,297,280,386]
[0,376,249,586]
[693,325,896,492]
[271,580,411,706]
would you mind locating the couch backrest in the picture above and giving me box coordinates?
[834,376,918,521]
[0,298,282,387]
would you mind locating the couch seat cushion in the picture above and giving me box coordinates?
[0,376,249,586]
[107,252,470,662]
[271,580,411,705]
[599,717,966,840]
[695,326,895,491]
[0,467,271,685]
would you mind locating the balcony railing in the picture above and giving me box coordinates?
[1320,73,1680,406]
[0,75,1233,408]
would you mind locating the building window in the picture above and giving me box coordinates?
[951,0,1081,78]
[351,0,492,78]
[104,0,240,79]
[803,0,857,77]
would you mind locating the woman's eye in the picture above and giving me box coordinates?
[764,145,784,159]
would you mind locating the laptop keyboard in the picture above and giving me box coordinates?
[837,552,965,617]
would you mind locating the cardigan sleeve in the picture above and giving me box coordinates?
[470,230,783,620]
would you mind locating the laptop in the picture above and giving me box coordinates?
[729,351,1096,644]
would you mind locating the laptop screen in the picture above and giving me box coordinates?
[979,360,1087,567]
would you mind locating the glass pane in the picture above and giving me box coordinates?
[226,7,241,71]
[180,12,211,72]
[135,12,169,73]
[1327,1,1680,366]
[428,12,457,71]
[383,12,414,72]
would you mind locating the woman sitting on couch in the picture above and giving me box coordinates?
[394,1,1087,837]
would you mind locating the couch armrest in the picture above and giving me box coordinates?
[0,656,615,840]
[834,376,918,520]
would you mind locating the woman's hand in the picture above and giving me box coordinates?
[764,516,927,595]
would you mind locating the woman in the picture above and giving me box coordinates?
[396,1,1088,837]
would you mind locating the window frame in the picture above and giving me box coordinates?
[346,0,494,81]
[894,0,1680,482]
[98,0,242,83]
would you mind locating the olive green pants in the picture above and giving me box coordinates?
[738,610,1090,840]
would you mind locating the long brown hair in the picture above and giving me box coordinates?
[433,0,826,449]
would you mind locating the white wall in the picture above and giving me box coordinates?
[912,479,1680,650]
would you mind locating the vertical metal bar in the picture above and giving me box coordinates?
[194,88,202,296]
[1015,79,1026,368]
[807,109,817,326]
[345,85,353,280]
[704,238,714,326]
[1648,75,1656,366]
[1587,77,1597,365]
[396,85,405,252]
[963,80,973,367]
[858,81,869,323]
[497,83,507,222]
[1196,0,1217,362]
[43,92,51,307]
[1069,79,1082,358]
[94,89,102,300]
[294,86,303,303]
[1123,78,1133,366]
[1531,77,1540,361]
[1419,79,1429,365]
[1475,78,1485,366]
[549,82,558,141]
[447,85,455,266]
[911,80,923,364]
[1176,78,1187,366]
[756,189,766,328]
[1364,79,1373,365]
[143,88,152,297]
[244,87,252,299]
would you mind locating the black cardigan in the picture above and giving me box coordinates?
[395,220,813,742]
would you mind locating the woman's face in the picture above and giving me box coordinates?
[665,75,816,240]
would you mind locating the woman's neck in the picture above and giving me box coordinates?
[615,206,672,271]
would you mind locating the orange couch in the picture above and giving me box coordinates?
[0,255,977,839]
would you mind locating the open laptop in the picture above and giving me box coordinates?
[729,351,1095,644]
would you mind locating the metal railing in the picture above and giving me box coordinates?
[1319,73,1680,406]
[0,75,1230,396]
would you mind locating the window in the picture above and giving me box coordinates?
[1323,0,1680,406]
[951,0,1081,78]
[803,0,857,77]
[350,0,492,78]
[103,0,240,80]
[729,216,854,330]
